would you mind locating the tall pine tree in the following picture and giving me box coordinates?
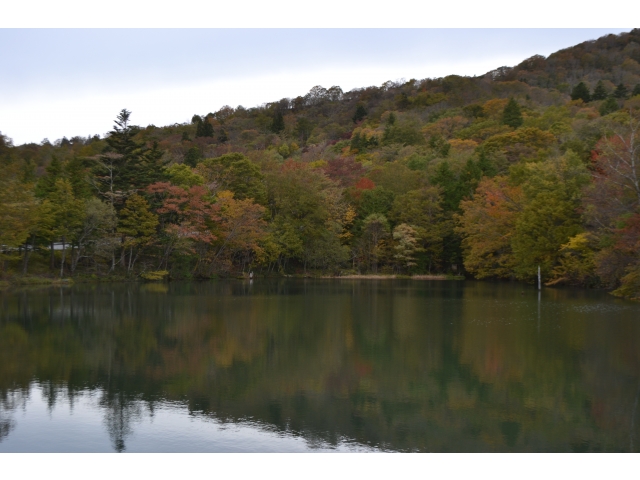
[271,111,285,134]
[592,80,608,101]
[613,83,629,99]
[570,82,591,102]
[502,98,523,128]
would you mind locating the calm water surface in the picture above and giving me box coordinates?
[1,279,639,452]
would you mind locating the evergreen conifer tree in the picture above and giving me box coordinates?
[195,118,207,138]
[35,155,63,198]
[476,149,497,177]
[271,111,285,133]
[592,81,608,101]
[599,97,619,116]
[613,83,629,99]
[203,119,214,137]
[632,84,640,97]
[352,104,367,123]
[65,156,92,199]
[184,146,202,168]
[570,82,591,102]
[502,98,523,128]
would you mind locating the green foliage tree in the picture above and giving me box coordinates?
[166,164,205,188]
[510,152,590,280]
[44,179,85,277]
[72,198,118,273]
[592,80,608,101]
[502,98,523,128]
[0,163,38,272]
[632,84,640,98]
[184,146,202,168]
[428,135,451,157]
[265,161,345,273]
[352,104,367,123]
[35,155,64,199]
[294,118,313,143]
[65,156,93,199]
[430,161,459,211]
[613,83,628,99]
[197,153,266,203]
[271,111,285,134]
[359,187,395,218]
[570,82,591,102]
[390,186,445,273]
[359,213,390,273]
[382,117,424,146]
[599,97,619,116]
[117,194,158,273]
[195,117,214,138]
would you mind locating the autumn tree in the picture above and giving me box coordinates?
[71,198,118,273]
[392,223,423,273]
[264,161,346,273]
[583,113,640,297]
[456,176,523,279]
[390,186,445,273]
[197,153,266,203]
[359,213,390,273]
[210,190,268,273]
[146,182,220,273]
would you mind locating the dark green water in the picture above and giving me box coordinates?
[1,279,639,452]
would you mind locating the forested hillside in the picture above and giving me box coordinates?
[2,29,640,299]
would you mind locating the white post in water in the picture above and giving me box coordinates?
[538,265,541,290]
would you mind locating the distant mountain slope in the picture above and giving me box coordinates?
[489,28,640,90]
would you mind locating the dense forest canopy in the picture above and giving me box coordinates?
[2,29,640,299]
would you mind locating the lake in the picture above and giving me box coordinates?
[1,279,639,452]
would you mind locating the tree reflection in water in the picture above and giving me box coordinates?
[0,279,639,452]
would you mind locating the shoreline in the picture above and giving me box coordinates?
[319,274,458,280]
[0,272,461,289]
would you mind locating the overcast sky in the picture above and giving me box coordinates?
[0,28,632,146]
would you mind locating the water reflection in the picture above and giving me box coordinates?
[0,279,639,452]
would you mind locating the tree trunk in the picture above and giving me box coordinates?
[50,240,55,270]
[22,236,33,275]
[71,244,77,273]
[60,236,66,278]
[128,245,133,273]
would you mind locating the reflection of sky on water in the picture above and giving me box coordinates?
[2,280,640,452]
[0,383,379,453]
